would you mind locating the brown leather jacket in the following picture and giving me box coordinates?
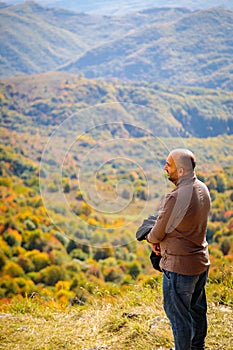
[147,173,211,275]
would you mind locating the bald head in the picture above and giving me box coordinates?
[164,149,196,184]
[170,149,196,174]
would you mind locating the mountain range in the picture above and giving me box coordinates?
[2,0,233,14]
[61,7,233,90]
[1,2,233,91]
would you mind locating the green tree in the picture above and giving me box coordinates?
[206,176,217,190]
[63,182,70,193]
[3,229,22,247]
[94,243,114,261]
[3,261,25,277]
[25,230,46,251]
[0,276,18,297]
[37,265,66,286]
[216,174,227,193]
[128,261,141,279]
[70,249,88,261]
[0,252,7,270]
[104,266,123,283]
[220,239,231,256]
[17,255,35,273]
[26,250,50,272]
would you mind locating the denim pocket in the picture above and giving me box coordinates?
[163,269,171,280]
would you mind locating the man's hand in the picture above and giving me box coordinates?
[151,243,161,256]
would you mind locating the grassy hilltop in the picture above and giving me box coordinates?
[0,284,232,349]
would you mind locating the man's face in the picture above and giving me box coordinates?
[164,154,178,184]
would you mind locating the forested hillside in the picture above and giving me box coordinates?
[0,72,232,306]
[0,3,189,77]
[1,72,233,137]
[0,128,233,302]
[61,7,233,90]
[1,3,233,91]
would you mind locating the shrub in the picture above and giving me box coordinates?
[54,232,69,246]
[128,261,142,279]
[220,239,231,256]
[25,230,46,251]
[66,239,78,254]
[49,250,67,265]
[75,190,83,200]
[69,272,87,290]
[0,177,12,187]
[17,255,35,273]
[65,261,81,274]
[216,174,227,193]
[79,203,93,217]
[47,182,59,193]
[55,281,74,302]
[70,248,88,261]
[87,263,103,280]
[0,276,18,297]
[104,266,123,283]
[24,219,37,231]
[15,277,36,296]
[71,287,90,305]
[120,273,134,286]
[3,228,22,247]
[26,250,50,272]
[3,261,25,277]
[55,280,71,292]
[0,237,12,258]
[11,246,26,257]
[56,289,75,303]
[36,265,66,286]
[0,252,7,270]
[93,243,114,261]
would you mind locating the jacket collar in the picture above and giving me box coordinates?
[177,172,196,187]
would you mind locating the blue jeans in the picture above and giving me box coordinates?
[163,268,209,350]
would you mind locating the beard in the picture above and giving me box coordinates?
[167,171,178,184]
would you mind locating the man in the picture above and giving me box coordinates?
[146,148,211,350]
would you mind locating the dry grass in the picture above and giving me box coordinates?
[0,284,232,350]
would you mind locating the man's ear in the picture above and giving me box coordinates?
[178,168,184,177]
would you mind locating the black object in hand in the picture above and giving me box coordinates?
[150,251,162,272]
[136,215,157,241]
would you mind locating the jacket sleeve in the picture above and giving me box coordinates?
[147,193,176,243]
